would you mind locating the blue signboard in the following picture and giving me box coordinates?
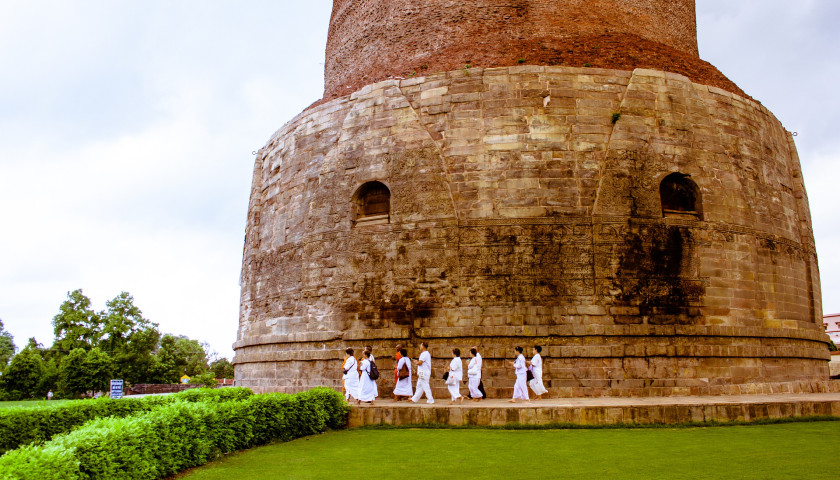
[110,379,124,399]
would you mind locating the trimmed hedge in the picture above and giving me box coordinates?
[0,387,253,455]
[0,387,349,480]
[169,387,253,404]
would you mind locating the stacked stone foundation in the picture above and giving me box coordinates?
[235,329,831,398]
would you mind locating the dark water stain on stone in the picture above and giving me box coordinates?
[615,223,704,323]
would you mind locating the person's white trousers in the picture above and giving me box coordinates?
[412,376,434,403]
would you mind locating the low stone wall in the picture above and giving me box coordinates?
[348,392,840,427]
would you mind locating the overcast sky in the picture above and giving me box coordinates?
[0,1,838,359]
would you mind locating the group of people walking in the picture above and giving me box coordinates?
[342,343,548,404]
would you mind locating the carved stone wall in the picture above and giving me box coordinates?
[234,65,829,398]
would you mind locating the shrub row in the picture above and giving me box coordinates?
[0,387,253,455]
[0,387,349,480]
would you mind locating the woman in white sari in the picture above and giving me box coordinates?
[527,345,548,399]
[364,345,378,399]
[446,348,464,404]
[342,347,360,402]
[393,347,413,399]
[467,347,483,401]
[357,351,377,404]
[508,346,529,403]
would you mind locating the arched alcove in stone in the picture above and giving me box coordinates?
[660,173,702,219]
[353,181,391,226]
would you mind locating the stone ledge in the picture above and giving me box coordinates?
[232,323,829,350]
[347,393,840,427]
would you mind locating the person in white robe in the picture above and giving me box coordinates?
[411,342,434,404]
[357,351,377,404]
[509,346,529,403]
[342,347,360,402]
[446,348,464,403]
[393,347,413,399]
[527,345,548,399]
[467,347,483,401]
[364,345,378,399]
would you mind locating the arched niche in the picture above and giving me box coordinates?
[353,181,391,226]
[660,173,702,219]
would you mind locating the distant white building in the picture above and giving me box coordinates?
[824,314,840,345]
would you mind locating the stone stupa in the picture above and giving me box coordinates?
[234,0,830,398]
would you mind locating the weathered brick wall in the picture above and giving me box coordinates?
[235,65,828,397]
[324,0,719,100]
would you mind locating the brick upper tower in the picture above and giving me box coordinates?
[323,0,731,99]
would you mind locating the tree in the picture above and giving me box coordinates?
[0,319,16,367]
[100,292,161,384]
[58,348,87,396]
[82,347,114,393]
[151,335,209,383]
[1,342,45,399]
[191,372,218,387]
[59,347,113,397]
[40,358,59,396]
[210,358,235,379]
[52,289,103,354]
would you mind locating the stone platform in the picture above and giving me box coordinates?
[347,393,840,427]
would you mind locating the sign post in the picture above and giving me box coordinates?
[110,379,124,399]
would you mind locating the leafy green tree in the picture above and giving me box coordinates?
[51,289,103,354]
[191,371,218,387]
[83,347,114,393]
[210,358,235,379]
[40,358,59,396]
[59,347,113,397]
[58,348,88,396]
[151,335,209,383]
[100,292,161,384]
[0,319,16,367]
[1,342,45,399]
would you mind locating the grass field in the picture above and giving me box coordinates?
[179,422,840,479]
[0,399,68,409]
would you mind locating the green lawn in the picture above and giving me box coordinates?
[179,422,840,479]
[0,399,68,409]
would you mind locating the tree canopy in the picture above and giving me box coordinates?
[100,292,161,384]
[1,342,45,399]
[60,347,113,396]
[51,289,102,354]
[0,319,15,367]
[151,334,210,383]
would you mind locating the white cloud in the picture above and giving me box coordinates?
[802,150,840,314]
